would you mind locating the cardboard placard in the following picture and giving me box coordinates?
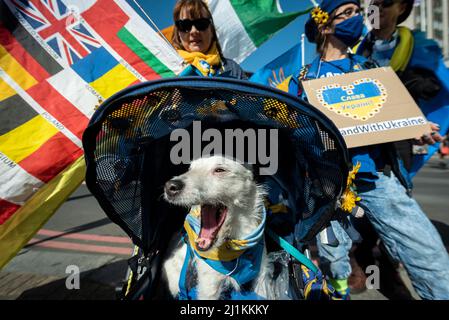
[302,67,431,148]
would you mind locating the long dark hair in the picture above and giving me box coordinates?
[172,0,224,58]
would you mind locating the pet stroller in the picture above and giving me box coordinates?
[82,77,350,300]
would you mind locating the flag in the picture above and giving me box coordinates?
[247,0,316,88]
[208,0,309,63]
[249,42,302,88]
[0,0,184,269]
[161,0,310,64]
[407,32,449,176]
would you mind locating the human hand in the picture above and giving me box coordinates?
[414,122,443,146]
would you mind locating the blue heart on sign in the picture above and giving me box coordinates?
[315,78,387,121]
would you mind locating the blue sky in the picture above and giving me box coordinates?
[132,0,316,73]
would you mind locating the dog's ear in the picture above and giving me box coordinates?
[242,162,260,180]
[242,162,254,173]
[246,162,268,186]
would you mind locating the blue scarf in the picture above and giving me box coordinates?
[178,206,266,300]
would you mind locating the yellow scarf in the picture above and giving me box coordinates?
[389,26,414,72]
[183,205,266,261]
[177,42,222,77]
[353,26,414,72]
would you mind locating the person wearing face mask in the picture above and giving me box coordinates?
[357,0,447,174]
[172,0,246,79]
[347,0,449,298]
[281,0,449,300]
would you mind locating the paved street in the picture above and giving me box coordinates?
[0,183,133,300]
[0,156,448,300]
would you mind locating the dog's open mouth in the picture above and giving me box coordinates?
[195,204,228,251]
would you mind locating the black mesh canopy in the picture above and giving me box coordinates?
[83,77,350,255]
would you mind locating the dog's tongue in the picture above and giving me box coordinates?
[196,205,224,251]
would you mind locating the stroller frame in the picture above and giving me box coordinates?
[82,77,350,300]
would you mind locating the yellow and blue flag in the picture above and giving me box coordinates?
[408,32,449,176]
[250,42,303,89]
[0,0,184,269]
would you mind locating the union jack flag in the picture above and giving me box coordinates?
[8,0,101,65]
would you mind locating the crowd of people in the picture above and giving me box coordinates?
[167,0,449,300]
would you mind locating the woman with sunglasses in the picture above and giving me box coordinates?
[284,0,449,300]
[172,0,246,79]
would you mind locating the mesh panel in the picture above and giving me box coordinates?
[83,78,349,252]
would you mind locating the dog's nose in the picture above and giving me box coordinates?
[165,179,185,197]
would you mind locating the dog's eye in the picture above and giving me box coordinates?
[213,167,227,174]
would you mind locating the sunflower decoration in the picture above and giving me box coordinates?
[340,162,361,213]
[94,99,104,111]
[311,6,329,26]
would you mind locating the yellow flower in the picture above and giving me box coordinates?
[311,7,322,17]
[340,161,362,212]
[321,15,329,24]
[311,7,329,26]
[341,188,361,212]
[347,161,361,186]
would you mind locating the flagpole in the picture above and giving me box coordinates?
[305,1,316,67]
[132,0,175,50]
[301,33,306,67]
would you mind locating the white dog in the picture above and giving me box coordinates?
[161,156,269,300]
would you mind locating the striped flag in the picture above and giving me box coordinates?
[162,0,309,64]
[208,0,309,63]
[0,0,184,269]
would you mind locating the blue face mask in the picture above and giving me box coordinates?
[333,14,364,47]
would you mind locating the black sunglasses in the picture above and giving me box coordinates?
[175,18,211,32]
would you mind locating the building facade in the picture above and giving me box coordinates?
[410,0,449,62]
